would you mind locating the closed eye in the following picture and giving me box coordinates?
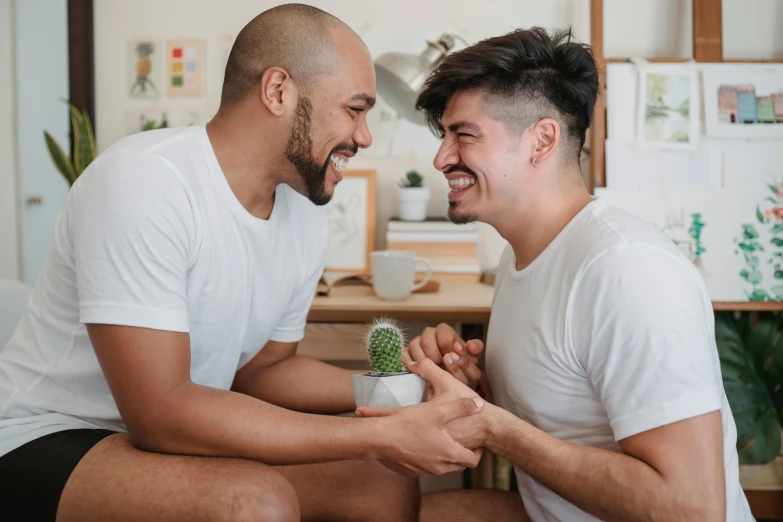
[350,107,365,114]
[458,133,473,138]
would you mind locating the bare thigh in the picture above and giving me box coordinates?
[277,460,419,522]
[57,433,300,522]
[420,490,528,522]
[58,434,418,522]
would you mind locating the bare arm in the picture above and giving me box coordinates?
[481,406,725,522]
[88,323,483,475]
[232,340,360,414]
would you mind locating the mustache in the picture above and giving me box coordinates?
[331,142,359,155]
[444,164,477,176]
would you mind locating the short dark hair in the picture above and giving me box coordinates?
[416,27,599,163]
[221,4,348,106]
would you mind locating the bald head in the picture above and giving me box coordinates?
[221,4,359,106]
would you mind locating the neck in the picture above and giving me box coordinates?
[205,107,286,220]
[493,167,592,272]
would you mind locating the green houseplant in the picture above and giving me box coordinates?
[352,318,427,408]
[716,311,783,464]
[397,170,429,222]
[43,101,96,187]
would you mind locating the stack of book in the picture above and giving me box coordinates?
[385,219,481,283]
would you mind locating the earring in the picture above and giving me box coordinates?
[531,156,543,168]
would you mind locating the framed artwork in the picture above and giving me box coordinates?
[701,64,783,139]
[325,170,377,274]
[128,40,161,99]
[636,65,700,150]
[166,39,204,97]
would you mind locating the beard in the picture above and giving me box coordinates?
[448,202,479,225]
[284,96,357,206]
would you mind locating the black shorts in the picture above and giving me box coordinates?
[0,428,116,522]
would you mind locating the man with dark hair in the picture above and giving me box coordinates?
[359,28,753,521]
[0,4,485,521]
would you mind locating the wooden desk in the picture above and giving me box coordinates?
[307,282,495,325]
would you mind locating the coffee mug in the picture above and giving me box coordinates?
[370,251,432,301]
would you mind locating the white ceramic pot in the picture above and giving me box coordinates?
[352,372,428,409]
[397,187,430,221]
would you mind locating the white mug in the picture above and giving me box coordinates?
[371,251,432,301]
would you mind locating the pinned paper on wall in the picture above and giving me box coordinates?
[128,40,161,99]
[635,64,700,150]
[166,39,204,97]
[701,64,783,138]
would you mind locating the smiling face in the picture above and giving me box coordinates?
[285,28,376,206]
[434,90,535,225]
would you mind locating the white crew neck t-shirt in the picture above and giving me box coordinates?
[0,125,328,457]
[485,198,752,521]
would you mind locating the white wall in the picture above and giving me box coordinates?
[0,0,20,280]
[92,0,782,271]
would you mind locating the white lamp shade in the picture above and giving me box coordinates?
[374,38,454,126]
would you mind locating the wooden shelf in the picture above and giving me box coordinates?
[712,302,783,312]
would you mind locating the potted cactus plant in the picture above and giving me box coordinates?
[352,318,428,408]
[397,170,430,221]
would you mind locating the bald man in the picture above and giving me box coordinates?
[0,4,485,521]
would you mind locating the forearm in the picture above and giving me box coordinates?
[233,355,361,413]
[486,406,702,522]
[132,380,381,465]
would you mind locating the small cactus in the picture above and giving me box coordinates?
[399,170,424,188]
[365,318,406,374]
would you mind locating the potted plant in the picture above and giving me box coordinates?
[43,101,96,187]
[397,170,429,221]
[352,318,428,408]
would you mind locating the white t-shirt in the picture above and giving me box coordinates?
[0,125,328,457]
[485,198,752,521]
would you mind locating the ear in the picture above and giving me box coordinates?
[529,118,560,166]
[258,66,296,117]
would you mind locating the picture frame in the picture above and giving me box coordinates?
[701,63,783,139]
[325,169,377,274]
[635,64,700,150]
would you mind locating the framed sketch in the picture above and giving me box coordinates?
[636,65,699,150]
[128,40,161,99]
[701,63,783,139]
[325,170,377,274]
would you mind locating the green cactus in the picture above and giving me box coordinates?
[365,318,406,374]
[399,170,424,188]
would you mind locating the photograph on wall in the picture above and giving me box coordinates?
[636,65,700,149]
[166,39,204,97]
[325,170,377,274]
[128,40,161,99]
[702,64,783,138]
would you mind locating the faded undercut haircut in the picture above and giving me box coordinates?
[220,3,349,106]
[416,27,600,164]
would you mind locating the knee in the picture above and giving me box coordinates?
[355,460,420,519]
[220,467,300,522]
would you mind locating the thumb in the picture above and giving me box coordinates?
[466,340,484,356]
[440,397,484,423]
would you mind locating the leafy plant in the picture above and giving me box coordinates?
[399,170,424,188]
[141,114,168,132]
[716,311,783,464]
[688,212,706,262]
[735,224,768,301]
[43,101,96,187]
[365,318,406,374]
